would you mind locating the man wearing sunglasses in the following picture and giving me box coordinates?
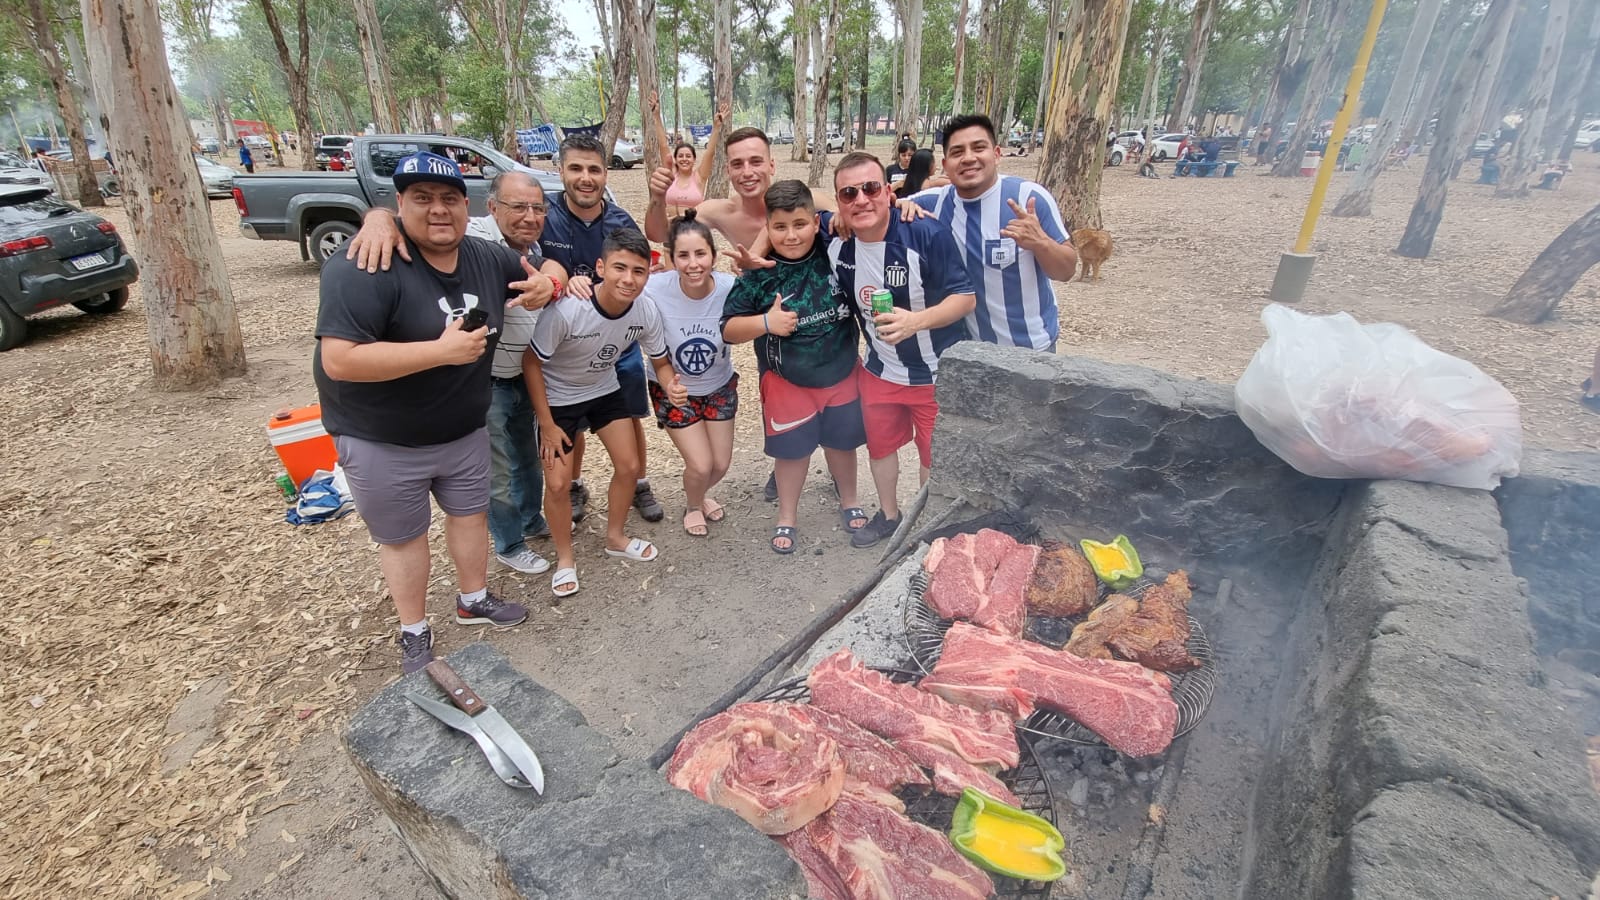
[909,114,1077,351]
[468,172,571,577]
[827,152,976,548]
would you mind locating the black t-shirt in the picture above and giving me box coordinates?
[720,231,859,389]
[313,235,524,447]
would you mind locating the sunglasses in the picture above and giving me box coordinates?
[836,180,885,202]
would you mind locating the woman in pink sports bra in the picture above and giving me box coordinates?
[648,91,729,216]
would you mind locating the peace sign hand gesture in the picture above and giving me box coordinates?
[1000,197,1052,254]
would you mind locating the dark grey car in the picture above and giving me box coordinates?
[0,184,139,350]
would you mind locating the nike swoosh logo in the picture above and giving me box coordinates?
[769,414,817,433]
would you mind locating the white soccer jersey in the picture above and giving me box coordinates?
[640,270,736,395]
[466,215,543,379]
[913,176,1070,351]
[529,295,668,405]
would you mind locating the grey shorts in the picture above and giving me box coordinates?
[334,428,491,545]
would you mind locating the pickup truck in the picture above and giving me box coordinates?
[233,134,568,266]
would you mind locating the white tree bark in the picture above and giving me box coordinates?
[807,0,842,186]
[353,0,400,132]
[896,0,924,139]
[1168,0,1217,131]
[1497,0,1569,195]
[79,0,245,387]
[706,0,734,191]
[951,0,971,115]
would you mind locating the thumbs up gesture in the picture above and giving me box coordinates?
[508,255,555,310]
[767,292,799,336]
[666,372,690,407]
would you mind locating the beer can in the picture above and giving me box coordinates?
[870,289,894,322]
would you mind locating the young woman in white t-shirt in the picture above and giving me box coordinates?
[643,210,739,536]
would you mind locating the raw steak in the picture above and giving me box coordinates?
[804,705,931,795]
[807,649,1021,804]
[922,622,1179,757]
[780,791,995,900]
[1026,540,1100,617]
[923,529,1039,636]
[667,702,845,834]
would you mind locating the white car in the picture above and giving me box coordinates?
[0,151,52,193]
[1575,120,1600,151]
[608,138,643,169]
[194,154,235,198]
[1147,133,1190,161]
[826,131,846,153]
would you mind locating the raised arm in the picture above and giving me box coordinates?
[646,90,672,168]
[698,101,730,187]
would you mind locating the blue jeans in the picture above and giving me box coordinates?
[487,375,547,555]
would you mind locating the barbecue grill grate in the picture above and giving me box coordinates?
[757,670,1057,899]
[901,569,1220,747]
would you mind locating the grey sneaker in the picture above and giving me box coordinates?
[495,546,551,574]
[633,482,665,522]
[850,510,902,549]
[570,481,590,523]
[399,627,435,674]
[455,591,528,628]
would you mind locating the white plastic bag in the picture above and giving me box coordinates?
[1234,305,1522,490]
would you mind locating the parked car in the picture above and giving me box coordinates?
[826,131,846,153]
[197,137,222,155]
[194,155,235,199]
[1469,132,1495,158]
[242,135,274,160]
[0,152,52,192]
[1106,142,1126,166]
[1574,120,1600,151]
[314,134,356,170]
[1007,131,1045,148]
[773,132,795,145]
[1147,133,1190,161]
[233,133,606,265]
[0,184,139,350]
[609,138,643,169]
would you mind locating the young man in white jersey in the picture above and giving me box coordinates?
[910,114,1078,351]
[826,153,976,548]
[524,228,686,598]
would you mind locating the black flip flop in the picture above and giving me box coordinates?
[838,506,868,532]
[771,525,797,555]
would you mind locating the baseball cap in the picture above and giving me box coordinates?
[392,151,466,195]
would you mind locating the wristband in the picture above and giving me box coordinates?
[548,275,563,298]
[763,312,770,334]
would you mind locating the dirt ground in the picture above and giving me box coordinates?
[2,140,1597,899]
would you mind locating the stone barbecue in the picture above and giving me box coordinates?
[344,342,1600,900]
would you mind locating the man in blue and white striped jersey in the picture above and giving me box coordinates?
[910,114,1079,352]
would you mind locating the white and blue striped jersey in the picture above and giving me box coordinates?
[913,176,1070,351]
[826,216,975,387]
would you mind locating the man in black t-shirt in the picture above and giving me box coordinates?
[315,151,554,673]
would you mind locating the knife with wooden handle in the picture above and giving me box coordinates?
[426,660,546,794]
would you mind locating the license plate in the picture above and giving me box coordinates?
[69,251,109,271]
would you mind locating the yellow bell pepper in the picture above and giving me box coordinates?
[948,787,1068,882]
[1079,535,1143,590]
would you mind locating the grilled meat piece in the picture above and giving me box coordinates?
[1064,593,1140,658]
[1077,571,1201,672]
[1025,540,1100,617]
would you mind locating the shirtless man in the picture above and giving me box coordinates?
[645,126,776,253]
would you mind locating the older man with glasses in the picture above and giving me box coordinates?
[469,171,570,576]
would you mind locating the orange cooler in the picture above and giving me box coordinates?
[267,404,338,487]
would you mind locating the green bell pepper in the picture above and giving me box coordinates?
[1079,535,1143,590]
[948,787,1068,882]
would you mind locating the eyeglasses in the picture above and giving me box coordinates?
[836,181,885,202]
[492,200,547,215]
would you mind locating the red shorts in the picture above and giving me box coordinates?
[758,368,866,459]
[859,371,937,467]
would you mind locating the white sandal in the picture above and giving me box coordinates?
[551,567,579,598]
[604,538,659,562]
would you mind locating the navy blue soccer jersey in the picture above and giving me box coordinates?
[539,194,640,279]
[826,216,975,386]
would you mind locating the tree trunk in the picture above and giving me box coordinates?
[1496,0,1568,195]
[255,0,316,170]
[1396,0,1515,258]
[951,0,971,115]
[26,0,102,206]
[856,53,869,147]
[598,4,634,161]
[1453,0,1514,178]
[898,0,925,139]
[1136,0,1171,132]
[1168,0,1217,132]
[353,0,400,132]
[1037,0,1134,229]
[79,0,245,387]
[1548,2,1600,162]
[1271,0,1349,177]
[592,0,613,73]
[672,4,681,139]
[436,70,455,134]
[1260,0,1314,140]
[791,0,810,161]
[1485,199,1600,323]
[56,5,103,141]
[1331,0,1443,216]
[623,0,665,172]
[1398,31,1450,146]
[1031,0,1062,147]
[707,0,734,192]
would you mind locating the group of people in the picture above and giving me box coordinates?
[314,114,1079,673]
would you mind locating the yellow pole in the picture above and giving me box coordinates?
[1291,0,1390,253]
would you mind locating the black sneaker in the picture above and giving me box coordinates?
[633,482,665,522]
[763,470,778,502]
[850,510,901,549]
[399,627,435,674]
[455,591,528,628]
[570,481,590,523]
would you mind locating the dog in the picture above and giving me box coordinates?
[1072,228,1114,282]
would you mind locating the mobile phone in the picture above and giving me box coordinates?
[461,307,489,330]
